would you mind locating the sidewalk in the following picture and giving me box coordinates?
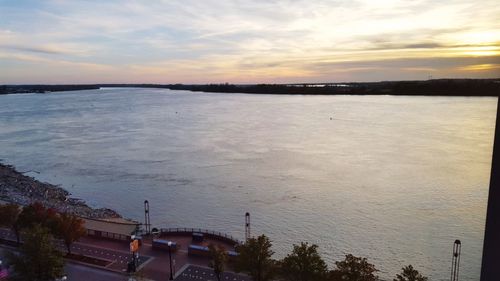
[175,265,250,281]
[0,228,151,274]
[0,228,250,281]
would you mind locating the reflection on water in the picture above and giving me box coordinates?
[0,88,496,280]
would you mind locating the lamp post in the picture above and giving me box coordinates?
[168,241,173,280]
[451,240,461,281]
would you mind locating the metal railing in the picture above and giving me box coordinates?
[158,227,243,245]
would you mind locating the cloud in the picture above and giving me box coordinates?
[0,45,67,55]
[458,63,500,72]
[1,0,499,83]
[308,55,500,71]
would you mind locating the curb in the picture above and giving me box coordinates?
[65,258,128,275]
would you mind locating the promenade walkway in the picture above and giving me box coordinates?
[0,227,250,281]
[175,265,250,281]
[0,229,151,272]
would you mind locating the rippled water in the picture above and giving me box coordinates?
[0,88,496,280]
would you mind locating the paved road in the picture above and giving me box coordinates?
[65,263,130,281]
[175,265,250,281]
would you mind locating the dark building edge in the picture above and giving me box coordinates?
[481,97,500,281]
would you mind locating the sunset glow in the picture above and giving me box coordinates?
[1,0,499,83]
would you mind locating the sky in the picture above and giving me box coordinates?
[0,0,499,84]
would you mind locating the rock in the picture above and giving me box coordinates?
[0,162,122,219]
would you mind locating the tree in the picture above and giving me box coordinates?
[0,203,21,244]
[208,244,228,281]
[393,265,428,281]
[329,254,378,281]
[8,224,65,281]
[280,242,328,281]
[234,235,276,281]
[55,212,86,254]
[17,202,58,234]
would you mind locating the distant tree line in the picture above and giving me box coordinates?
[2,79,499,96]
[1,84,100,94]
[0,202,86,281]
[208,234,428,281]
[164,79,500,96]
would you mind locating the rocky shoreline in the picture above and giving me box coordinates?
[0,162,121,219]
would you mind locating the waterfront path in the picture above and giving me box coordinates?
[0,228,151,273]
[0,228,250,281]
[175,265,250,281]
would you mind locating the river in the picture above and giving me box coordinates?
[0,88,496,280]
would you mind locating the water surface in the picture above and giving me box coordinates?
[0,88,495,280]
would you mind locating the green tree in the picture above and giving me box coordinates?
[393,265,428,281]
[329,254,378,281]
[0,203,21,244]
[235,235,276,281]
[280,242,328,281]
[208,244,228,281]
[8,224,65,281]
[55,212,86,254]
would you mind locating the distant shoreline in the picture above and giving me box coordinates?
[1,78,499,96]
[0,162,121,219]
[0,84,100,95]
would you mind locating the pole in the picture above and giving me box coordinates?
[245,212,250,242]
[132,252,136,272]
[451,240,461,281]
[144,200,150,235]
[168,245,174,280]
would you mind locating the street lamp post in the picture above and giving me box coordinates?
[167,241,174,280]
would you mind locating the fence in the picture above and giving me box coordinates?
[158,227,243,245]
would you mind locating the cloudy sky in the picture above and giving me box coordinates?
[0,0,499,84]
